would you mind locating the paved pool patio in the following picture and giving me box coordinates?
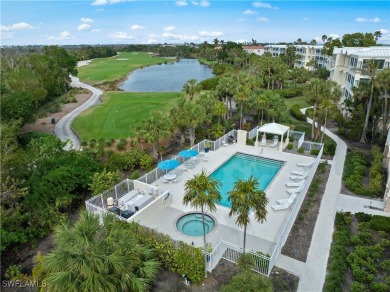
[137,143,315,254]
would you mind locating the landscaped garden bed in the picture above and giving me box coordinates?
[324,212,390,291]
[281,162,331,262]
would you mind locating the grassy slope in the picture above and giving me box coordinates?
[73,92,182,141]
[77,52,172,84]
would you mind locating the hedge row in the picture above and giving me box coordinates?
[198,76,219,91]
[368,146,383,196]
[129,222,204,285]
[290,104,307,121]
[323,213,351,292]
[273,88,303,98]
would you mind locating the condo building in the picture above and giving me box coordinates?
[242,45,265,56]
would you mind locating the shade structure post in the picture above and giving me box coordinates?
[255,130,260,147]
[279,133,283,152]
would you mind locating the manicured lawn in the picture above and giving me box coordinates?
[72,91,182,141]
[77,52,173,85]
[285,95,310,110]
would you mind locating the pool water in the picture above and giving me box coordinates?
[176,213,215,236]
[211,153,284,208]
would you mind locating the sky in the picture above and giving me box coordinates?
[1,0,389,46]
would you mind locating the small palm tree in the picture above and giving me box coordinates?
[228,176,269,254]
[183,170,221,278]
[183,79,199,100]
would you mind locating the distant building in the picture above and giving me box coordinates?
[329,46,390,107]
[264,44,286,57]
[242,45,265,56]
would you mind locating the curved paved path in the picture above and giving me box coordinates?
[54,76,102,150]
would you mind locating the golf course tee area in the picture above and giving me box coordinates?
[73,92,181,141]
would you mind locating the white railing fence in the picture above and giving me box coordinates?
[213,129,236,151]
[289,130,305,148]
[268,143,323,271]
[247,126,260,140]
[300,141,323,153]
[207,240,270,276]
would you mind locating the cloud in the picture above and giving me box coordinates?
[81,17,93,23]
[303,17,309,21]
[199,1,210,7]
[48,31,72,40]
[162,32,199,41]
[1,32,14,39]
[0,22,34,32]
[91,0,133,5]
[77,23,91,31]
[131,24,144,30]
[256,17,269,22]
[238,18,246,22]
[243,9,257,15]
[252,2,278,9]
[175,1,188,6]
[164,26,175,31]
[199,31,223,37]
[108,31,133,40]
[355,17,381,23]
[91,28,101,32]
[328,33,340,39]
[379,28,390,44]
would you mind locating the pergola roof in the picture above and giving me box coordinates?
[257,122,290,136]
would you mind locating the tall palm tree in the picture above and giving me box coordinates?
[360,59,379,143]
[183,170,221,278]
[216,75,236,119]
[228,176,268,254]
[137,111,172,160]
[376,68,390,135]
[170,97,189,145]
[34,212,160,292]
[212,101,227,125]
[251,93,268,125]
[183,79,199,101]
[267,93,286,123]
[183,101,206,146]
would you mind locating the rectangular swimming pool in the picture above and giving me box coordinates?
[210,153,284,208]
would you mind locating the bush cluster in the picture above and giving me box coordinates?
[310,148,320,156]
[274,88,303,98]
[105,150,146,171]
[324,142,336,156]
[290,104,307,121]
[287,143,293,150]
[198,77,219,90]
[323,213,351,292]
[298,147,304,153]
[368,146,383,196]
[370,215,390,233]
[129,223,204,285]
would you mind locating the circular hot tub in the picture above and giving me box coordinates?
[176,213,215,237]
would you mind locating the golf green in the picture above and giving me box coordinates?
[77,52,174,85]
[72,92,182,141]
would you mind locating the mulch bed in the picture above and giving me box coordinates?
[281,164,331,262]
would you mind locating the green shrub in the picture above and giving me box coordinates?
[351,282,367,292]
[274,88,303,98]
[289,135,295,142]
[324,142,336,156]
[355,212,372,223]
[4,265,22,280]
[130,170,140,180]
[371,282,390,292]
[287,143,293,150]
[290,104,306,121]
[80,141,88,146]
[298,147,304,153]
[246,139,254,146]
[311,148,320,156]
[89,141,96,148]
[117,141,126,151]
[198,77,219,90]
[370,215,390,232]
[140,154,154,171]
[105,140,113,147]
[380,259,390,271]
[120,138,127,144]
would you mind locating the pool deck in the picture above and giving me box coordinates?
[138,143,315,254]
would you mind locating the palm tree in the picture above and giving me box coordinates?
[170,97,189,145]
[251,93,268,125]
[137,111,172,160]
[376,68,390,135]
[212,101,227,125]
[267,93,286,123]
[184,101,206,146]
[183,170,221,278]
[183,79,199,100]
[34,212,160,292]
[228,176,268,254]
[360,59,379,143]
[216,74,236,119]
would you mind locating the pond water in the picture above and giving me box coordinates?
[118,58,215,92]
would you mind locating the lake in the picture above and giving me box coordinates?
[118,58,215,92]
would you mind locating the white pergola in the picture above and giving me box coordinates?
[255,122,290,152]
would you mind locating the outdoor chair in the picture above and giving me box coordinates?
[272,195,295,211]
[286,180,305,188]
[286,183,305,194]
[276,192,297,205]
[297,161,314,168]
[260,134,267,146]
[269,138,278,148]
[290,171,309,181]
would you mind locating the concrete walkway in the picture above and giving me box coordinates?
[337,194,389,217]
[54,76,102,150]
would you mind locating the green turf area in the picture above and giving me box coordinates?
[285,96,310,110]
[72,92,182,141]
[77,52,173,85]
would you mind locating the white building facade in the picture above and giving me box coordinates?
[242,45,265,56]
[329,46,390,106]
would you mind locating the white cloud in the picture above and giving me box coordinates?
[252,2,278,9]
[0,22,34,32]
[77,23,91,31]
[108,31,133,40]
[81,17,93,23]
[303,17,309,21]
[199,31,223,37]
[192,1,199,5]
[256,17,269,22]
[91,28,101,32]
[161,32,199,41]
[164,26,176,31]
[379,28,390,44]
[328,34,340,39]
[1,32,14,39]
[175,1,188,6]
[355,17,381,23]
[147,38,159,44]
[131,24,145,30]
[91,0,133,5]
[243,9,257,15]
[48,31,72,40]
[199,1,210,7]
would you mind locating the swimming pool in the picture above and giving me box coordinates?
[211,153,284,208]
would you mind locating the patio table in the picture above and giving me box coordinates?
[164,173,177,181]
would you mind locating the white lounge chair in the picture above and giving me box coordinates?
[277,192,297,205]
[222,141,229,147]
[286,180,305,188]
[286,183,305,194]
[260,134,267,146]
[297,161,314,168]
[272,196,295,211]
[269,138,278,148]
[290,171,309,181]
